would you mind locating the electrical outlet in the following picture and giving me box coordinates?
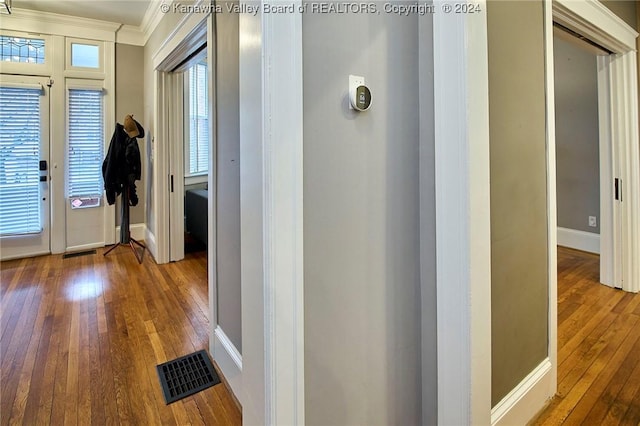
[589,216,597,227]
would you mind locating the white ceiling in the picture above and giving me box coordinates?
[13,0,153,27]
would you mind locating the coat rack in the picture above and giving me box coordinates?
[103,184,146,263]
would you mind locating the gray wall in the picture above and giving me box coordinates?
[418,15,438,426]
[487,0,549,406]
[115,43,145,224]
[302,12,423,425]
[214,3,242,353]
[554,36,600,234]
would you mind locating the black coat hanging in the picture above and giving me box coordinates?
[102,115,146,263]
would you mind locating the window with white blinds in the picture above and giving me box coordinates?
[187,62,209,176]
[68,88,103,199]
[0,86,42,235]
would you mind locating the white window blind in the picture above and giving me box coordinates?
[187,63,209,176]
[0,86,42,235]
[68,88,103,198]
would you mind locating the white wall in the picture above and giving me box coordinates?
[238,8,266,426]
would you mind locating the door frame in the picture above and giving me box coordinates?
[432,1,492,423]
[551,0,639,293]
[544,0,640,417]
[597,54,615,287]
[237,1,305,423]
[168,71,185,263]
[152,13,209,264]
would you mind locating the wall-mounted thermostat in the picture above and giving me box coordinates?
[349,75,372,112]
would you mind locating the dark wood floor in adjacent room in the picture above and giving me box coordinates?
[1,247,241,425]
[532,246,640,425]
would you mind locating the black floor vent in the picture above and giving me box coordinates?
[62,249,97,259]
[156,350,220,404]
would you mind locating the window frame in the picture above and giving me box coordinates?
[65,78,106,207]
[0,31,52,76]
[183,59,209,184]
[65,38,104,74]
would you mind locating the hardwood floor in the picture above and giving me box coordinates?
[0,247,241,425]
[532,246,640,425]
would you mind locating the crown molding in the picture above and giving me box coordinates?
[2,4,165,47]
[116,25,145,46]
[2,1,205,47]
[5,8,121,42]
[140,0,167,45]
[116,0,167,46]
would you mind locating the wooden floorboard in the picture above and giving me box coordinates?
[0,248,241,425]
[532,247,640,426]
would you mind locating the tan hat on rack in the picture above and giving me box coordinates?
[123,114,140,138]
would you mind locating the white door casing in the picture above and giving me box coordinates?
[433,0,493,423]
[169,72,185,262]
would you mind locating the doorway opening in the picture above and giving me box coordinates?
[168,47,210,261]
[545,0,640,420]
[553,27,613,287]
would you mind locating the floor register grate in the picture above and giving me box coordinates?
[62,249,97,259]
[156,350,220,404]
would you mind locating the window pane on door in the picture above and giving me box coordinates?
[0,86,42,235]
[68,88,103,200]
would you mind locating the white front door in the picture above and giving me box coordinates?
[0,75,51,260]
[64,80,109,252]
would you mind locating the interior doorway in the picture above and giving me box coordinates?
[544,0,640,419]
[168,47,210,262]
[549,1,640,295]
[153,21,209,264]
[553,27,614,287]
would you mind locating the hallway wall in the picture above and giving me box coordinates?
[488,0,549,406]
[302,12,429,425]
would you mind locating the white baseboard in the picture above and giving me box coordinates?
[115,223,147,241]
[491,358,553,426]
[213,326,242,404]
[557,227,600,254]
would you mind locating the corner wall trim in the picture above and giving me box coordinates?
[491,358,553,426]
[145,228,157,261]
[213,326,242,403]
[557,227,600,254]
